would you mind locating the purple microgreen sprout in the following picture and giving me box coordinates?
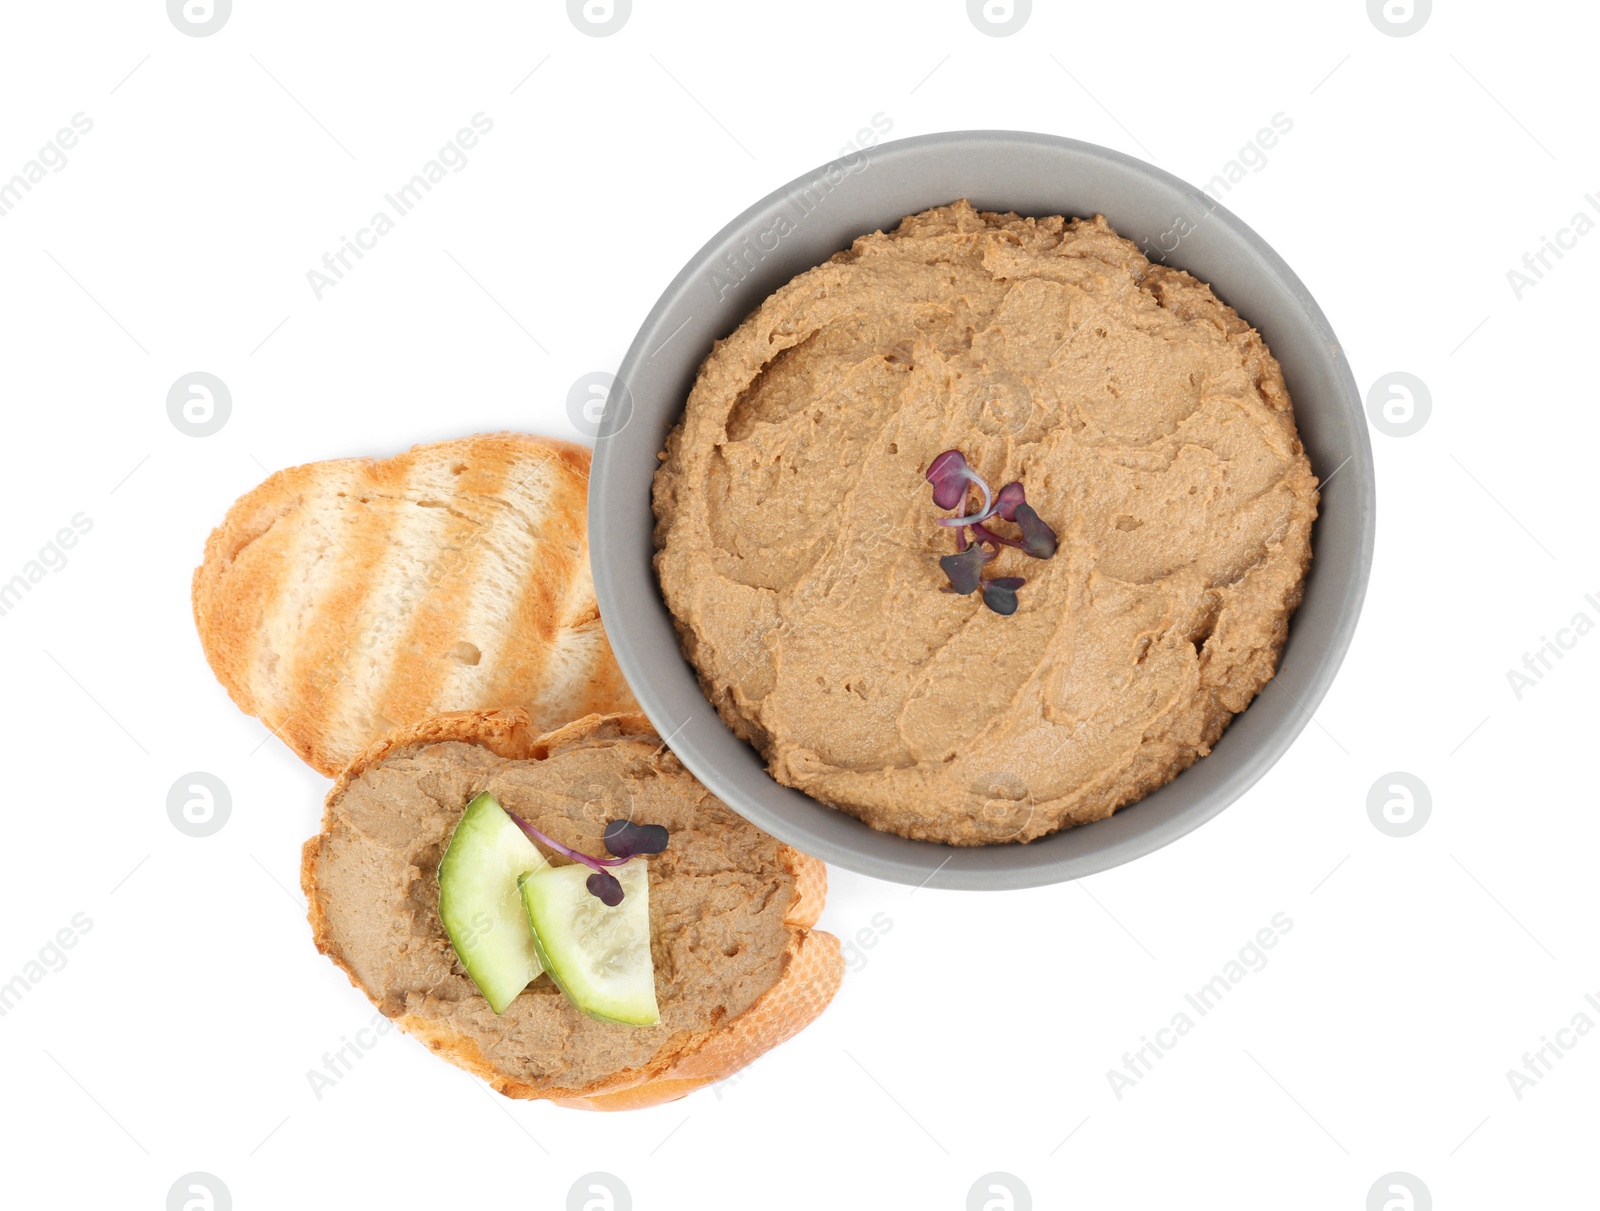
[927,449,996,526]
[924,451,1059,613]
[603,820,669,858]
[939,545,993,594]
[505,809,629,871]
[505,809,669,904]
[1014,503,1059,559]
[980,577,1026,616]
[926,449,976,510]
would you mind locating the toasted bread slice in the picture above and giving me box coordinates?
[193,433,636,776]
[302,709,843,1110]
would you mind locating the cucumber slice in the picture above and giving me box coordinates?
[518,858,660,1027]
[438,792,548,1014]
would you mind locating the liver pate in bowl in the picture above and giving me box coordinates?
[590,131,1373,890]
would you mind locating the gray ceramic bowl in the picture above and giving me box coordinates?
[589,130,1374,890]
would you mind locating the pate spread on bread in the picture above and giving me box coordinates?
[302,709,842,1110]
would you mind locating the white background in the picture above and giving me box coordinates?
[1,1,1594,1207]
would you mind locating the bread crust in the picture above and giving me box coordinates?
[194,433,637,776]
[302,709,843,1111]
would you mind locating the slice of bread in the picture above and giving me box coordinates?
[193,433,637,776]
[302,709,843,1110]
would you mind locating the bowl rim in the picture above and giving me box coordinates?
[590,129,1375,890]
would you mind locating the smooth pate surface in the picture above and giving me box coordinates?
[653,201,1319,845]
[312,731,796,1090]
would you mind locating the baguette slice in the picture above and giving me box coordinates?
[193,433,636,776]
[302,709,843,1110]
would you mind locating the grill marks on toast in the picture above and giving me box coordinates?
[474,448,586,719]
[232,474,323,719]
[275,458,411,758]
[321,450,506,765]
[528,566,608,726]
[435,447,566,716]
[194,434,639,776]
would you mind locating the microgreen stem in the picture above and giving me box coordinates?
[505,809,629,873]
[940,475,995,526]
[971,521,1025,550]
